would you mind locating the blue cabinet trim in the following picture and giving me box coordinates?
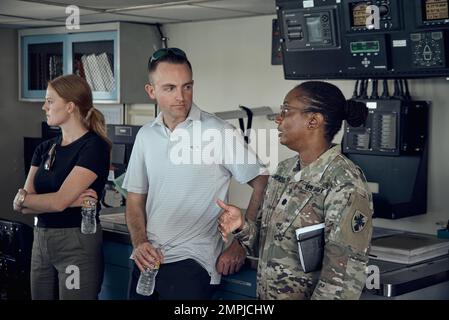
[21,31,118,102]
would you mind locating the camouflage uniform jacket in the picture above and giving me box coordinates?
[234,144,373,300]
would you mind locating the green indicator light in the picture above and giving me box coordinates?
[350,41,380,53]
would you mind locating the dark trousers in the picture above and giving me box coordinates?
[128,259,217,300]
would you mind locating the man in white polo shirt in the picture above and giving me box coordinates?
[122,48,268,300]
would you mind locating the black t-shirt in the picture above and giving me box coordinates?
[31,131,110,228]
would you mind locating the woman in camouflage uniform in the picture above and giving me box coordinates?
[218,81,373,300]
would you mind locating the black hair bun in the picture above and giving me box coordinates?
[344,100,368,127]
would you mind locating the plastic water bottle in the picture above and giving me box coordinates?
[81,199,97,234]
[136,262,160,296]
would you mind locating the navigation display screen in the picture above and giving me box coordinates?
[351,2,369,27]
[423,0,449,21]
[306,16,323,42]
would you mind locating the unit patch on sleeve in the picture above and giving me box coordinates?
[351,210,367,233]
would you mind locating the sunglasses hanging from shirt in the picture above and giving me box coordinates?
[44,143,57,171]
[44,135,62,171]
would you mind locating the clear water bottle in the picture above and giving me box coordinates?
[136,262,160,296]
[81,199,97,234]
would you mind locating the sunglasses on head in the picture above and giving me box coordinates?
[44,143,57,171]
[148,47,187,66]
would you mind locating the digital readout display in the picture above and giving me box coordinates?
[424,0,449,21]
[352,2,369,27]
[350,41,380,53]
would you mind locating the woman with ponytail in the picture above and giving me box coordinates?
[218,81,374,300]
[13,74,110,299]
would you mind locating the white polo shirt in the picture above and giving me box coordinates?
[122,104,265,284]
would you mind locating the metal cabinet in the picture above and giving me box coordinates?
[19,22,161,104]
[0,219,33,300]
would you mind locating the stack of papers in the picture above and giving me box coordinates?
[99,213,128,233]
[369,233,449,264]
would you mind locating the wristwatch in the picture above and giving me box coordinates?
[15,188,28,209]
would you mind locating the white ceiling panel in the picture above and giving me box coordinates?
[24,0,204,10]
[3,19,64,27]
[0,14,24,23]
[0,0,275,27]
[0,0,97,20]
[125,4,252,22]
[53,12,180,24]
[196,0,276,15]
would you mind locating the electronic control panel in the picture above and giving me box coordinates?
[347,0,402,32]
[342,98,429,219]
[411,31,447,68]
[276,0,449,79]
[343,99,429,156]
[282,5,339,51]
[416,0,449,27]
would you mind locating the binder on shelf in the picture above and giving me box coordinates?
[97,52,115,92]
[96,54,111,92]
[295,223,325,273]
[48,55,62,81]
[80,53,115,92]
[81,55,95,91]
[86,54,107,91]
